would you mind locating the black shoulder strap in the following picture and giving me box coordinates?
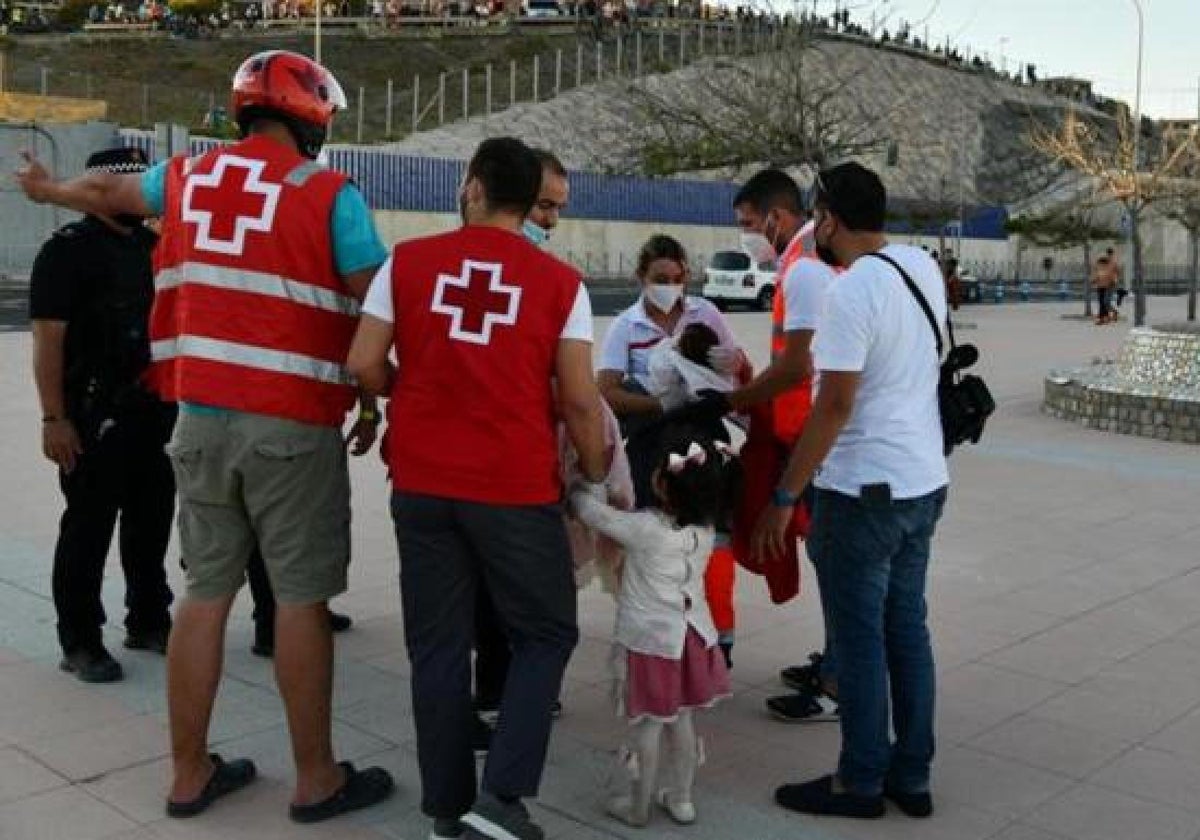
[866,252,952,358]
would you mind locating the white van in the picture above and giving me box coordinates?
[522,0,564,16]
[701,249,778,311]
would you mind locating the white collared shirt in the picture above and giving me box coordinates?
[598,295,736,388]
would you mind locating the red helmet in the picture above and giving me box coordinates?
[231,51,346,157]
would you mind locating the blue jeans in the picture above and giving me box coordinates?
[805,488,837,682]
[818,486,948,796]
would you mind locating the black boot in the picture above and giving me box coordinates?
[61,645,124,683]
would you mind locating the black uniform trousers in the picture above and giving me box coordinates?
[391,492,578,818]
[474,584,512,709]
[53,401,176,654]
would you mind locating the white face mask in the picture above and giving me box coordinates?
[644,283,684,313]
[741,231,777,265]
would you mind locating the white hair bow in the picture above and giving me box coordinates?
[667,442,707,474]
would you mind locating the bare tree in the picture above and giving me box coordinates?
[605,26,893,176]
[1030,109,1200,326]
[1158,128,1200,322]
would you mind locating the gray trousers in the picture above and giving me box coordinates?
[391,492,579,818]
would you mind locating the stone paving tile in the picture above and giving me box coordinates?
[22,713,171,782]
[986,825,1077,840]
[1030,678,1200,743]
[933,745,1075,820]
[980,610,1165,685]
[0,662,141,746]
[0,785,139,840]
[95,829,164,840]
[1146,707,1200,764]
[968,714,1134,780]
[0,746,69,805]
[819,798,1008,840]
[83,757,177,826]
[1024,782,1200,840]
[1089,745,1200,815]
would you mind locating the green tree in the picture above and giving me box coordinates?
[1005,201,1120,317]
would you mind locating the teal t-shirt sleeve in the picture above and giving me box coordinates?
[140,161,167,216]
[331,183,388,276]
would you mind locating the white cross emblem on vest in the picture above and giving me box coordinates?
[431,260,522,345]
[181,155,282,256]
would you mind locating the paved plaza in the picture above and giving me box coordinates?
[1,297,1199,840]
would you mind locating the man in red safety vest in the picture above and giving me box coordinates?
[17,50,395,822]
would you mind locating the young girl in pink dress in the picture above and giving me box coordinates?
[570,430,732,828]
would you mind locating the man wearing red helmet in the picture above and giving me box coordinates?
[16,50,395,823]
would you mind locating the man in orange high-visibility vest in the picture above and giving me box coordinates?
[727,169,841,725]
[17,50,395,823]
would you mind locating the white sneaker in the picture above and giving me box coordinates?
[656,789,696,825]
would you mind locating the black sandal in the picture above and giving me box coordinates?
[289,761,396,824]
[165,753,258,818]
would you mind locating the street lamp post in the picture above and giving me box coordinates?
[315,0,323,65]
[1128,0,1145,324]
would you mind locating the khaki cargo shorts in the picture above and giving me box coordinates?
[166,408,351,604]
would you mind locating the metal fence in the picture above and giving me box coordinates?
[121,129,744,225]
[2,19,793,143]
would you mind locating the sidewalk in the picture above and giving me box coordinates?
[2,298,1199,840]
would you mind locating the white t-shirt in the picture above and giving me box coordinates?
[812,243,949,500]
[782,257,837,333]
[362,256,594,342]
[598,295,737,389]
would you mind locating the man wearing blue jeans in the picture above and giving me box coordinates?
[753,162,949,819]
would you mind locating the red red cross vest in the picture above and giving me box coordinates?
[147,135,358,427]
[385,225,583,505]
[768,231,814,445]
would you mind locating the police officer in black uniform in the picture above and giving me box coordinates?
[29,146,176,683]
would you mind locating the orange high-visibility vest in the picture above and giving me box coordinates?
[768,231,814,445]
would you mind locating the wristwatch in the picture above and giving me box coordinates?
[771,487,801,508]
[359,407,380,423]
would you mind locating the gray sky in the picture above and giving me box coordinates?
[809,0,1200,119]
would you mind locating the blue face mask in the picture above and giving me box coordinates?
[522,219,550,247]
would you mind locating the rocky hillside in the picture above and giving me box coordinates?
[384,36,1104,204]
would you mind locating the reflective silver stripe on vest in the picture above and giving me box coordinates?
[151,336,355,386]
[156,262,360,317]
[284,160,324,187]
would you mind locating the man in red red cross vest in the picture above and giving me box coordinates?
[17,51,395,822]
[348,137,607,840]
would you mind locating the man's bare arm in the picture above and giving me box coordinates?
[346,315,396,396]
[16,153,152,218]
[728,329,814,411]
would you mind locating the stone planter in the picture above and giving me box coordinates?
[1043,326,1200,444]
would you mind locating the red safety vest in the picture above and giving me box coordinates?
[768,230,814,445]
[385,225,583,506]
[147,135,358,427]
